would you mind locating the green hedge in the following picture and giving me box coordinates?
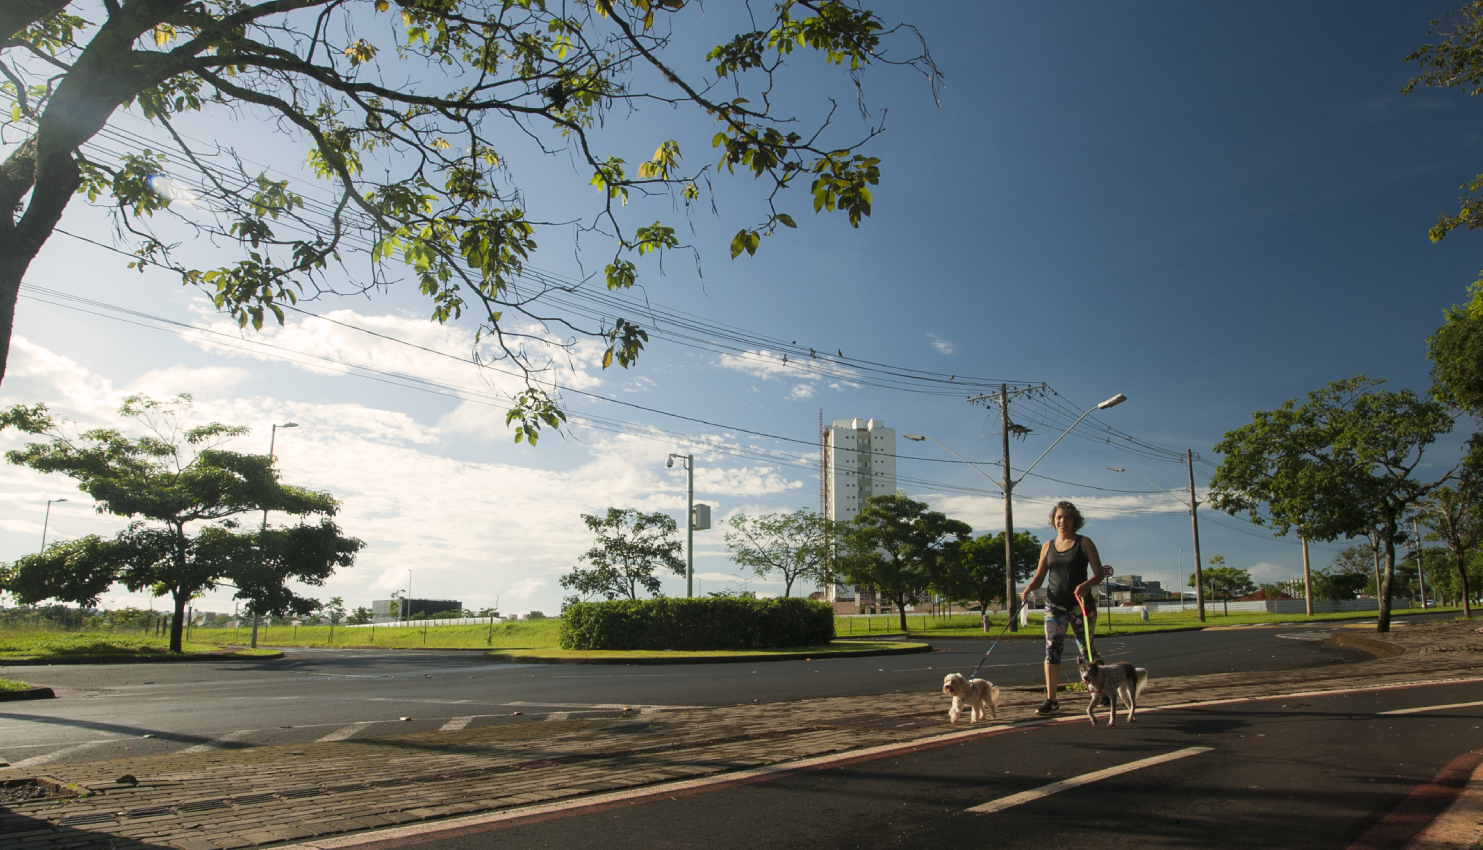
[559,597,835,651]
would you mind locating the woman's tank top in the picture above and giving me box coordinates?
[1045,535,1090,610]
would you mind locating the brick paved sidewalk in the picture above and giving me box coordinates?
[3,620,1481,850]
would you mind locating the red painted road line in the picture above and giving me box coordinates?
[278,676,1483,850]
[1346,748,1483,850]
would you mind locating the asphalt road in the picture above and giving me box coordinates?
[0,618,1417,771]
[399,680,1483,850]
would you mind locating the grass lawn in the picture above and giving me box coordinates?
[186,618,565,650]
[837,606,1468,638]
[486,640,925,662]
[0,676,31,691]
[0,628,276,661]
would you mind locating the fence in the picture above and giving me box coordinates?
[1140,598,1394,615]
[343,616,507,629]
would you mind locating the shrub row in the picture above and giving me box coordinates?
[559,597,835,651]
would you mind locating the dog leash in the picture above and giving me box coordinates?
[1076,593,1096,664]
[967,600,1022,682]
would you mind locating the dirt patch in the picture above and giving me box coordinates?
[0,778,69,805]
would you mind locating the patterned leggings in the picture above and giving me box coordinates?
[1044,602,1101,665]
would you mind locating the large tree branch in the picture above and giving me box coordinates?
[0,0,71,42]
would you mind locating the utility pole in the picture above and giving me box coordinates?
[1187,450,1206,623]
[1301,537,1313,617]
[1414,516,1426,608]
[999,384,1017,631]
[667,453,695,597]
[964,384,1123,633]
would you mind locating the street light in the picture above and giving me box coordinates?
[40,498,68,552]
[253,422,299,648]
[1107,462,1207,622]
[667,453,695,598]
[904,391,1125,630]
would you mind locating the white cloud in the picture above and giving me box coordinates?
[185,304,607,406]
[714,349,859,400]
[1247,560,1296,584]
[505,577,548,601]
[130,366,251,398]
[0,339,815,614]
[715,350,810,380]
[927,333,955,356]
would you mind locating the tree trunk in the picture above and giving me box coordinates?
[896,592,908,632]
[169,589,187,653]
[1377,520,1397,633]
[1456,548,1474,619]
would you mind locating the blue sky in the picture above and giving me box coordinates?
[2,1,1479,615]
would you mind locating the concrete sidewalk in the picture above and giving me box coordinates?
[4,620,1482,850]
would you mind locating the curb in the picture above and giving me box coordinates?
[0,651,285,666]
[0,686,54,702]
[488,643,932,665]
[1328,632,1407,659]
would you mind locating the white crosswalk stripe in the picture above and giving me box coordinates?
[966,747,1213,814]
[178,728,257,754]
[316,721,376,742]
[439,716,474,732]
[6,740,116,770]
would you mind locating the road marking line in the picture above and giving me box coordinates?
[178,728,257,754]
[502,701,703,711]
[439,716,474,732]
[317,722,376,742]
[1379,700,1483,715]
[964,747,1213,814]
[544,712,571,722]
[5,740,115,770]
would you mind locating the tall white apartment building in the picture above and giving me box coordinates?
[823,418,896,608]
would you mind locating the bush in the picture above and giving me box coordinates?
[559,597,834,651]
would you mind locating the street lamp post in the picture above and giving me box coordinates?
[253,421,299,648]
[905,392,1126,630]
[40,498,68,552]
[1107,458,1207,622]
[667,453,695,597]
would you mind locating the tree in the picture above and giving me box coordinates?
[1418,451,1483,616]
[559,507,683,607]
[347,605,373,625]
[931,530,1038,631]
[320,596,346,625]
[0,2,939,439]
[1310,567,1369,602]
[1405,4,1483,246]
[1186,560,1255,616]
[835,493,970,632]
[1208,376,1457,632]
[0,393,363,652]
[724,509,842,597]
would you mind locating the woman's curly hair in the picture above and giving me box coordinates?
[1048,500,1085,532]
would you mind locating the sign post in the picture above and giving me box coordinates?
[1102,564,1115,635]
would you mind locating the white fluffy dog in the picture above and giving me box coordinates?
[942,672,1000,724]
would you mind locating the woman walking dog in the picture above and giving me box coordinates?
[1020,500,1105,716]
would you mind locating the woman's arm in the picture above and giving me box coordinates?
[1076,537,1104,597]
[1020,541,1053,602]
